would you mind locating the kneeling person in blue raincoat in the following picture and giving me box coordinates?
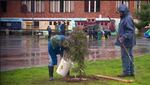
[48,35,66,80]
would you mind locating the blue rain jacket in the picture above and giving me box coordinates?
[48,35,65,65]
[115,4,136,47]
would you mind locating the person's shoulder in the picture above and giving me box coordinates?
[126,15,133,20]
[124,15,133,23]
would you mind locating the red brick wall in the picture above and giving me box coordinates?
[0,0,136,19]
[129,1,135,17]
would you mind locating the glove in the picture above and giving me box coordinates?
[119,37,125,44]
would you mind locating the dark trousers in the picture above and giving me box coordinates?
[48,66,54,78]
[48,32,51,39]
[121,47,134,75]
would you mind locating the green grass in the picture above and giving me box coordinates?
[0,54,150,85]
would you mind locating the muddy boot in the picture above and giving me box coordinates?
[48,66,54,81]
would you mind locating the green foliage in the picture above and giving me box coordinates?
[135,3,150,31]
[62,28,88,76]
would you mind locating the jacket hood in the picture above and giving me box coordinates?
[118,4,129,17]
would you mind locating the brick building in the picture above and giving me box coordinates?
[0,0,149,31]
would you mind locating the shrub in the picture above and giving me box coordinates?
[63,27,88,76]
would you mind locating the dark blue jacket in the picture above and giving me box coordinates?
[115,4,136,47]
[48,35,65,65]
[60,24,66,35]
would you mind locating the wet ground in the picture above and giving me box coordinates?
[0,35,150,71]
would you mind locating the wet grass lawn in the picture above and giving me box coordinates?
[0,54,150,85]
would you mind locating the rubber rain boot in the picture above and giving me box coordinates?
[48,66,54,81]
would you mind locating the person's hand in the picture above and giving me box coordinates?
[145,25,150,29]
[119,37,125,43]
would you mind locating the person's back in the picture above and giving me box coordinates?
[49,35,65,51]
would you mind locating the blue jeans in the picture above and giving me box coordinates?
[121,47,134,75]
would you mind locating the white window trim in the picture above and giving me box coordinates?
[57,1,60,12]
[135,0,141,12]
[88,0,97,13]
[49,1,74,13]
[94,0,96,12]
[26,1,31,12]
[88,1,90,12]
[64,1,66,12]
[68,1,71,12]
[116,1,129,10]
[52,1,55,12]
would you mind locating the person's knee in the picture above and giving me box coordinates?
[48,61,53,66]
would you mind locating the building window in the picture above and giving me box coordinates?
[67,21,70,25]
[116,1,129,10]
[21,0,44,13]
[49,21,52,25]
[0,22,7,27]
[49,0,74,13]
[78,22,81,25]
[33,21,39,28]
[60,0,64,12]
[84,0,100,12]
[0,0,7,13]
[134,0,141,13]
[54,21,57,25]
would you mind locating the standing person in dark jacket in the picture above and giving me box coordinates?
[115,4,136,77]
[47,26,52,39]
[60,22,66,35]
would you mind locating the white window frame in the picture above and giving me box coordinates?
[63,1,66,12]
[134,0,141,12]
[21,0,44,13]
[50,1,74,13]
[116,1,129,10]
[88,1,90,12]
[88,0,97,13]
[94,0,96,12]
